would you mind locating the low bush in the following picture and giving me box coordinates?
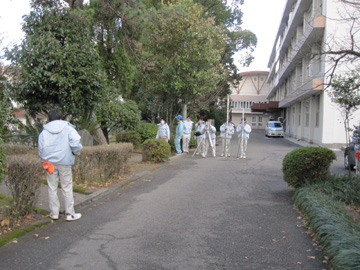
[115,130,141,147]
[72,143,133,184]
[142,139,171,162]
[282,146,336,188]
[294,186,360,269]
[4,144,32,155]
[4,154,43,220]
[0,138,4,184]
[135,123,158,143]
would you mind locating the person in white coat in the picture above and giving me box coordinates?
[220,120,235,157]
[194,118,206,157]
[38,109,83,221]
[156,118,170,142]
[237,118,252,159]
[182,116,193,153]
[204,119,216,157]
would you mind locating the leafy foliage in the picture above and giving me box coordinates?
[142,138,171,162]
[13,115,44,147]
[97,98,141,139]
[135,123,158,143]
[139,0,227,121]
[0,138,4,184]
[116,130,142,147]
[282,146,337,188]
[5,0,107,119]
[0,68,14,137]
[329,71,360,144]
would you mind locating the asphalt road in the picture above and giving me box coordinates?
[0,130,334,270]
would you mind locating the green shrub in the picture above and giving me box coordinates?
[72,143,133,183]
[115,130,142,147]
[135,123,158,143]
[0,138,4,184]
[142,139,171,162]
[294,186,360,269]
[282,146,336,188]
[4,154,43,220]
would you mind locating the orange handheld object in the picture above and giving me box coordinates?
[42,161,54,174]
[356,151,360,161]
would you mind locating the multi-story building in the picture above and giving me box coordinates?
[267,0,360,148]
[230,71,274,129]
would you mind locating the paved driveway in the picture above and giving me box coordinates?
[0,130,330,269]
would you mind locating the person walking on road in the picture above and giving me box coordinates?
[204,119,216,157]
[194,118,206,157]
[38,109,83,221]
[182,116,193,153]
[237,118,252,159]
[175,115,184,155]
[220,120,235,157]
[156,118,170,142]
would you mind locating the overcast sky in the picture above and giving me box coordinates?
[0,0,287,71]
[237,0,287,72]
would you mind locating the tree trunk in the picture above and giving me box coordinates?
[91,112,108,145]
[93,125,108,145]
[182,103,187,120]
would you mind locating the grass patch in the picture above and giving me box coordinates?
[0,221,50,247]
[294,175,360,269]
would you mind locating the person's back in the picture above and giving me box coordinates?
[38,109,82,222]
[39,120,82,167]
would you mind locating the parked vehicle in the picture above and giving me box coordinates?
[265,121,284,137]
[344,127,360,170]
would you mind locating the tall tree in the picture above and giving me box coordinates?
[329,71,360,145]
[140,0,227,123]
[5,0,107,122]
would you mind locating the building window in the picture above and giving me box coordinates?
[298,104,301,126]
[258,116,262,127]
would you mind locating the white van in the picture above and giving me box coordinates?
[265,121,284,137]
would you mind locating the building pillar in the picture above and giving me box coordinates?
[309,96,315,143]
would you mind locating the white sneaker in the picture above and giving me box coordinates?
[49,214,59,220]
[201,154,206,158]
[220,153,224,157]
[66,213,82,221]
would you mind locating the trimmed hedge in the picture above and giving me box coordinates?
[116,130,142,147]
[142,138,171,162]
[4,144,32,155]
[5,154,43,219]
[282,146,336,188]
[135,123,158,143]
[294,185,360,270]
[72,143,133,183]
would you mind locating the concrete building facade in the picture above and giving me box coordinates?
[266,0,360,148]
[230,71,273,129]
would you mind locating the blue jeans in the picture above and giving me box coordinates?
[175,135,182,154]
